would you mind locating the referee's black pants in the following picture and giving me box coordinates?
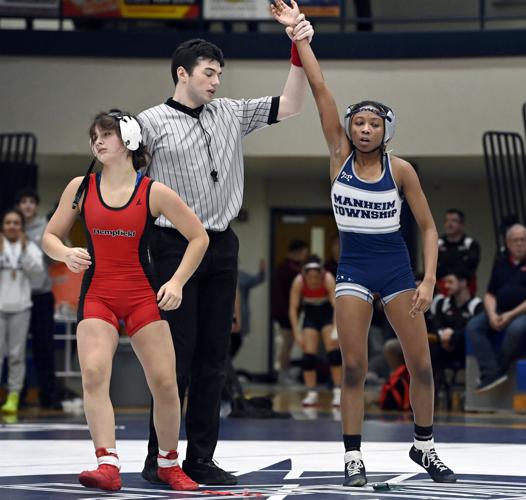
[147,225,238,461]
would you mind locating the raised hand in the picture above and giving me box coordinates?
[271,0,300,27]
[292,16,314,43]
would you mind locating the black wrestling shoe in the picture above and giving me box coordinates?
[343,450,367,487]
[475,373,508,393]
[141,456,165,485]
[409,444,456,483]
[182,458,237,485]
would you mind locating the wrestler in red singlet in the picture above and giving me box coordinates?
[79,171,161,336]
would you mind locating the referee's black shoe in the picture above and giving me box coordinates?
[141,456,165,485]
[409,444,456,483]
[182,458,237,485]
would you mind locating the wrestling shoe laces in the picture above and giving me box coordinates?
[343,450,367,487]
[409,445,456,483]
[346,459,364,476]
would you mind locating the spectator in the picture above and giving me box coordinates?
[431,268,483,372]
[0,208,44,414]
[222,261,266,415]
[16,188,63,409]
[466,223,526,392]
[234,259,266,358]
[271,239,308,383]
[437,209,480,295]
[288,256,340,407]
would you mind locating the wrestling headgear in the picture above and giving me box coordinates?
[107,111,142,151]
[344,101,395,145]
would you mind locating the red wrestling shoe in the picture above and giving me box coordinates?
[157,450,199,491]
[78,464,122,491]
[158,465,199,490]
[78,448,122,491]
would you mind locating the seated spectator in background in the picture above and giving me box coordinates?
[222,260,266,414]
[272,239,308,383]
[0,209,44,414]
[233,259,266,359]
[466,224,526,392]
[16,188,63,409]
[437,209,480,296]
[430,268,483,372]
[289,256,340,407]
[324,235,339,278]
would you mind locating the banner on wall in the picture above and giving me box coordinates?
[203,0,341,20]
[0,0,59,17]
[62,0,200,19]
[298,0,341,17]
[203,0,272,20]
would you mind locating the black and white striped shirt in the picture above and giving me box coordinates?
[139,96,280,231]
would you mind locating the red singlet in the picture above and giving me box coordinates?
[78,172,162,336]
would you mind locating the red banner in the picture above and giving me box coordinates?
[298,0,341,17]
[62,0,200,19]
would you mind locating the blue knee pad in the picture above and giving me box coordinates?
[327,349,342,366]
[302,353,318,371]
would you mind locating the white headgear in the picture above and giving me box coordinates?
[108,111,142,151]
[344,101,396,146]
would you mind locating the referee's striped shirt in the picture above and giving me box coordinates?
[139,96,280,232]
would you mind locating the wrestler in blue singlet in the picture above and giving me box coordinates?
[332,151,415,304]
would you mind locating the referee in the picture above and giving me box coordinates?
[139,17,313,486]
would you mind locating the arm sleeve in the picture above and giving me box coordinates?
[227,96,280,136]
[137,111,156,158]
[21,241,45,284]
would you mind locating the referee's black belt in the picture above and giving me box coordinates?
[206,225,230,234]
[156,224,231,238]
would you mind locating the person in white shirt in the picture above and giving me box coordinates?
[0,208,44,414]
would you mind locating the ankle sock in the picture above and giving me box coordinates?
[158,449,179,468]
[343,434,362,452]
[96,447,120,469]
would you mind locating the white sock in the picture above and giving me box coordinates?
[97,447,120,469]
[344,450,363,462]
[414,438,435,451]
[158,448,179,468]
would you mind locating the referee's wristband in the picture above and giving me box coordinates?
[291,42,302,67]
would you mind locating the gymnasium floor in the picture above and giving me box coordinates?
[1,386,526,499]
